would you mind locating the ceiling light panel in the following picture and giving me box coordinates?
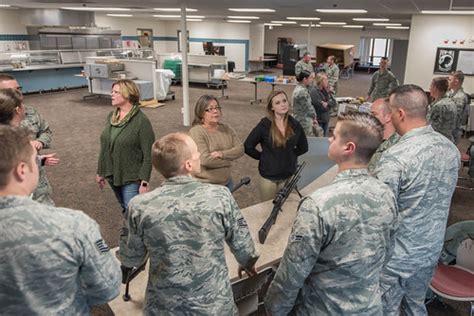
[343,25,364,28]
[319,21,347,25]
[316,9,367,13]
[154,8,197,12]
[421,10,473,15]
[353,18,389,21]
[271,21,297,24]
[300,24,320,27]
[107,14,133,17]
[153,15,205,18]
[228,8,275,13]
[0,4,11,7]
[227,16,260,19]
[264,23,283,26]
[386,26,410,29]
[61,7,130,11]
[287,17,321,20]
[227,20,252,23]
[373,23,401,26]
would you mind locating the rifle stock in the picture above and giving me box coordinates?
[258,162,306,244]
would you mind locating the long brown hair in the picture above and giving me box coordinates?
[266,90,294,147]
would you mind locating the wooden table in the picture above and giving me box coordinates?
[109,166,338,315]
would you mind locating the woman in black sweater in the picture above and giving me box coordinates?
[309,72,337,136]
[244,90,308,202]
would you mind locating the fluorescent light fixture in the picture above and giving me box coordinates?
[319,21,347,25]
[300,24,320,27]
[107,14,133,17]
[0,4,11,7]
[316,9,367,13]
[421,10,474,15]
[153,15,205,18]
[227,20,252,23]
[386,26,410,29]
[61,7,130,11]
[228,8,275,13]
[373,23,401,26]
[154,8,197,12]
[343,25,364,28]
[353,18,389,21]
[287,17,321,20]
[186,19,202,22]
[264,23,283,26]
[227,16,260,19]
[271,21,297,24]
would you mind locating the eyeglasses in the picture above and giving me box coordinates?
[205,106,221,112]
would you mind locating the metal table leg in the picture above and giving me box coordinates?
[250,81,262,105]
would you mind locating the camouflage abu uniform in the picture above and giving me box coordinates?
[119,176,259,316]
[265,169,398,315]
[326,63,340,95]
[367,132,400,174]
[292,83,316,136]
[20,105,54,205]
[368,70,399,100]
[295,59,314,76]
[427,95,457,143]
[448,88,469,143]
[0,196,121,315]
[374,125,460,315]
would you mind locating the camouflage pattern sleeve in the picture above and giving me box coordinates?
[78,215,122,306]
[119,200,148,268]
[21,106,52,148]
[223,191,259,270]
[265,197,323,315]
[295,61,303,76]
[388,71,399,93]
[368,72,377,97]
[372,152,403,198]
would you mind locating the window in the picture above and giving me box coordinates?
[368,38,391,65]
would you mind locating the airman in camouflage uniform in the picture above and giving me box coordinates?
[21,105,54,205]
[374,85,460,315]
[448,70,469,143]
[0,73,54,205]
[292,71,317,136]
[368,98,400,173]
[0,126,121,315]
[265,113,398,315]
[295,52,314,76]
[367,57,398,101]
[326,56,340,95]
[427,77,457,143]
[119,133,259,315]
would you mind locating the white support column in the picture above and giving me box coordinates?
[180,3,190,126]
[307,22,312,54]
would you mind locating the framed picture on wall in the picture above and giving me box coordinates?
[433,47,458,74]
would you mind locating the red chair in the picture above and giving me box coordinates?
[430,237,474,316]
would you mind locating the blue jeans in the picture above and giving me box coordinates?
[225,178,234,192]
[320,121,329,137]
[108,181,140,212]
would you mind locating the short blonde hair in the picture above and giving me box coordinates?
[315,72,327,86]
[112,79,140,105]
[0,126,33,188]
[152,132,192,178]
[0,88,22,125]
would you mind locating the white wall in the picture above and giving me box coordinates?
[0,9,29,51]
[249,24,265,60]
[264,26,409,57]
[404,14,474,91]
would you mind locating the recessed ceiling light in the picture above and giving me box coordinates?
[153,15,205,18]
[264,23,283,26]
[343,25,364,28]
[227,20,252,23]
[373,23,401,26]
[316,9,367,13]
[421,10,473,15]
[107,14,133,17]
[319,21,347,25]
[187,19,202,22]
[287,17,321,21]
[300,24,320,27]
[353,18,389,21]
[154,8,197,12]
[0,4,11,7]
[227,16,260,19]
[386,26,410,29]
[228,8,275,13]
[271,21,297,24]
[61,7,131,11]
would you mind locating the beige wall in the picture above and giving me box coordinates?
[404,14,474,91]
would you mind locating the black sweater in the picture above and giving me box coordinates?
[244,116,308,181]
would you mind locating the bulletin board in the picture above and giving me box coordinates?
[434,47,474,76]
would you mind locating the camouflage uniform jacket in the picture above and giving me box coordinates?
[448,88,469,142]
[295,59,314,76]
[427,95,457,142]
[368,70,398,100]
[326,64,340,93]
[292,83,316,136]
[119,175,259,316]
[21,105,54,205]
[368,132,400,174]
[0,196,121,315]
[265,169,398,316]
[374,125,460,277]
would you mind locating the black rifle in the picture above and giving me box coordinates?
[258,162,306,244]
[121,176,251,301]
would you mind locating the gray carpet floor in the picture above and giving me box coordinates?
[23,69,473,315]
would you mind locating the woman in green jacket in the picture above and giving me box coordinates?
[96,79,155,212]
